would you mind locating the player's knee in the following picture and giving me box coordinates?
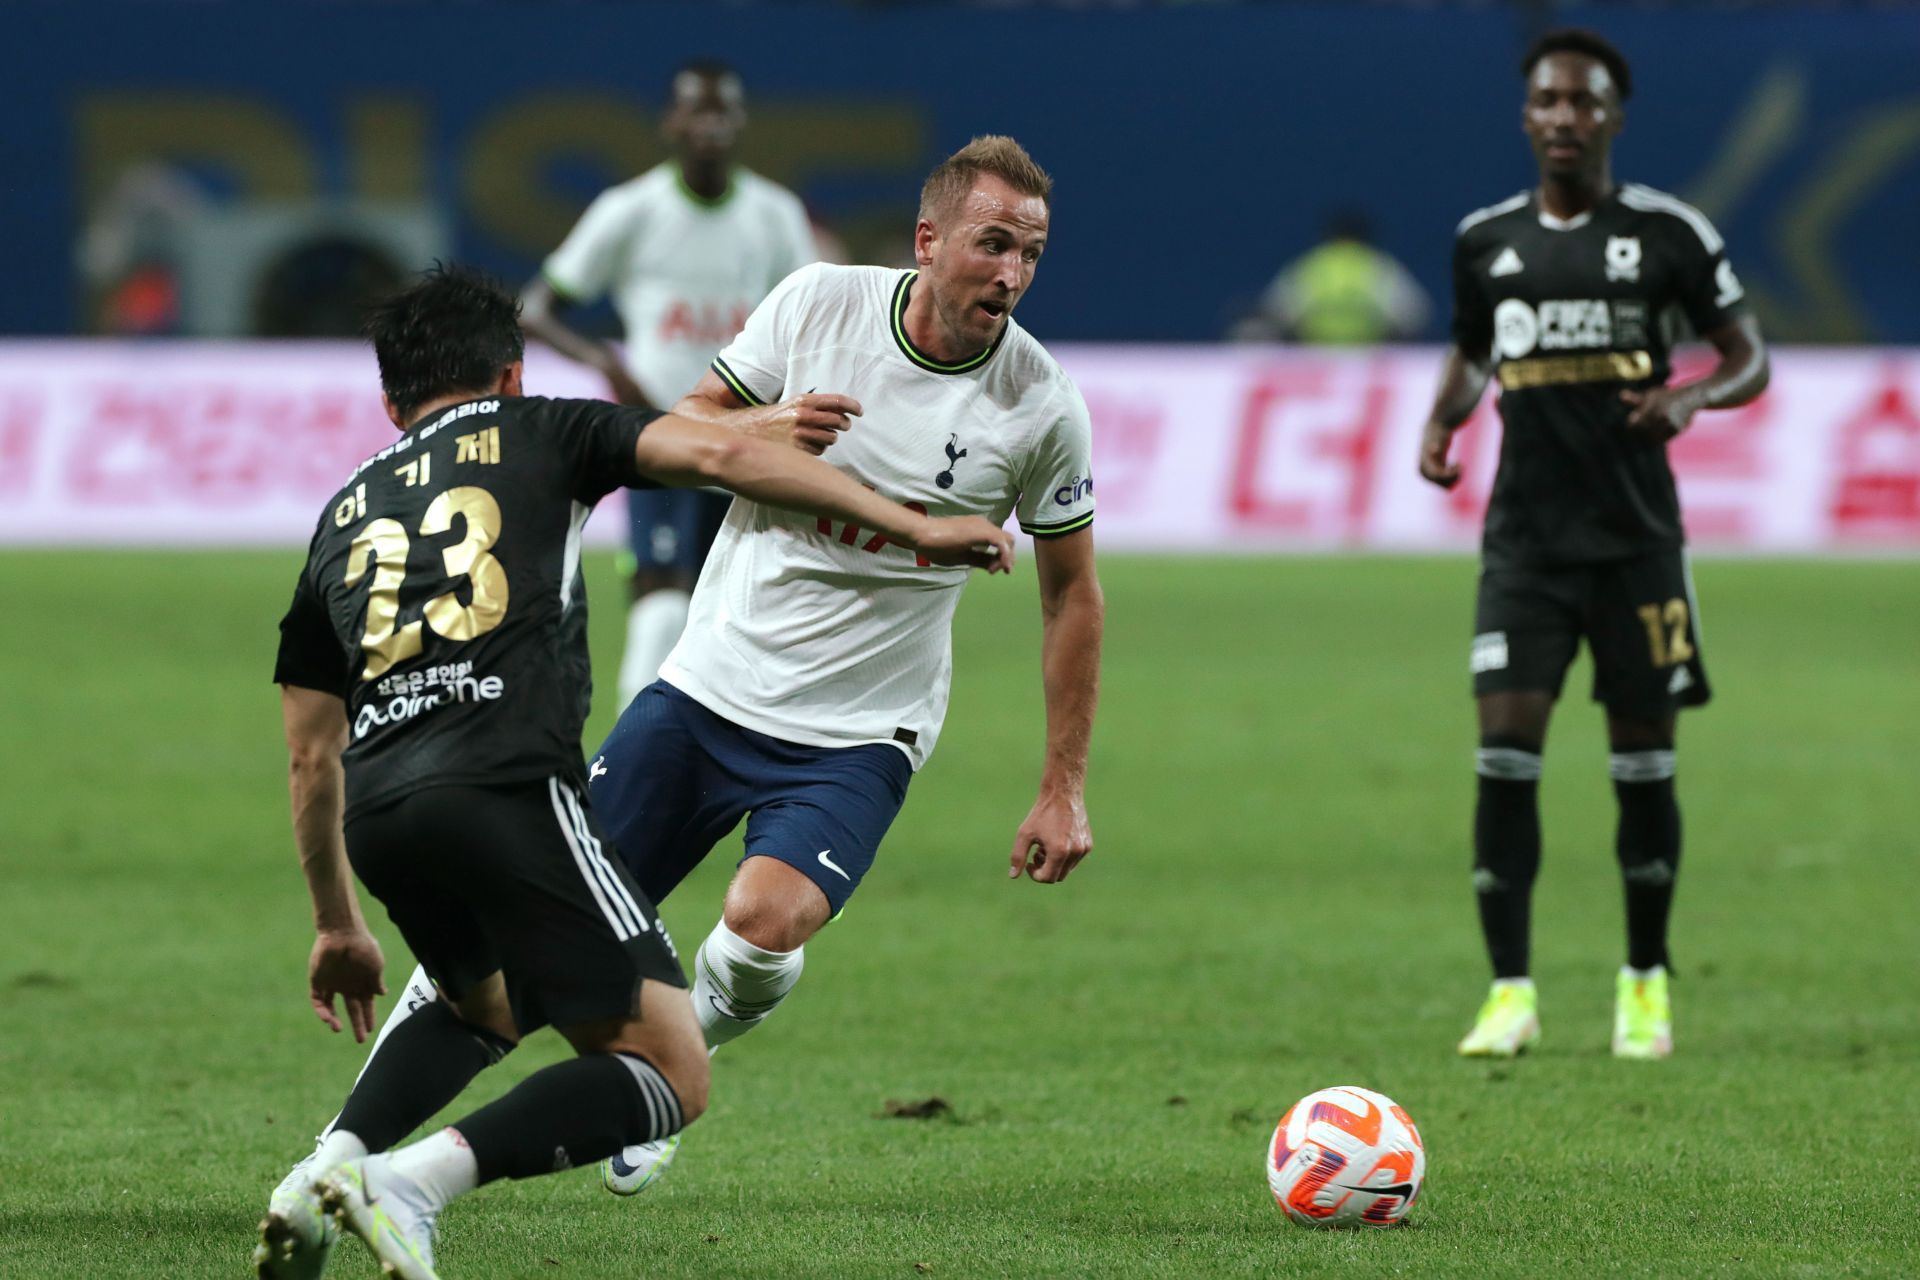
[1476,691,1553,747]
[724,900,821,953]
[723,903,813,953]
[1607,715,1675,754]
[664,1053,710,1125]
[724,861,830,952]
[445,977,520,1046]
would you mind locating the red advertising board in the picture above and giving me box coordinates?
[0,343,1913,553]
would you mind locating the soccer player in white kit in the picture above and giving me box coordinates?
[589,135,1103,1192]
[520,60,817,708]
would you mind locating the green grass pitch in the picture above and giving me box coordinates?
[1,551,1915,1278]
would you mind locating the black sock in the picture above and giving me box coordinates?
[333,1001,514,1152]
[1473,740,1543,980]
[456,1053,684,1185]
[1613,753,1682,971]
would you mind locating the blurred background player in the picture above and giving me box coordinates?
[521,59,817,709]
[1233,209,1430,345]
[259,266,1011,1280]
[1418,30,1768,1061]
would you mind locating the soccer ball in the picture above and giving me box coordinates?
[1266,1085,1425,1228]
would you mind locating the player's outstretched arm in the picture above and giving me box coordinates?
[674,369,861,456]
[1417,344,1493,490]
[280,684,386,1042]
[520,276,650,408]
[1010,528,1103,885]
[634,413,1014,572]
[1619,313,1769,442]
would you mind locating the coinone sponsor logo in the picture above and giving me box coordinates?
[1054,474,1094,506]
[354,672,506,739]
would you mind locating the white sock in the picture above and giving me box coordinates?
[1623,965,1665,981]
[386,1128,479,1213]
[311,1129,368,1180]
[692,919,805,1050]
[617,591,690,708]
[1492,977,1535,991]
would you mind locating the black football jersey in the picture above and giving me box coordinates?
[273,396,661,818]
[1451,184,1749,567]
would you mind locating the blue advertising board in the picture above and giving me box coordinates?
[9,2,1919,340]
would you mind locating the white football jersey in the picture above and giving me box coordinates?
[541,164,817,406]
[661,264,1096,768]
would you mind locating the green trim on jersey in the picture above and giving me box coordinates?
[890,271,1008,375]
[1021,511,1094,539]
[711,357,767,406]
[540,268,588,305]
[675,167,738,211]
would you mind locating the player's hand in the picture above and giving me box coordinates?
[1418,420,1462,490]
[911,516,1015,573]
[1009,787,1092,884]
[750,393,863,455]
[308,927,386,1042]
[1619,386,1698,442]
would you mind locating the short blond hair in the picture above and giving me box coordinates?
[917,135,1053,226]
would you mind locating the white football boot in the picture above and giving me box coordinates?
[253,1155,337,1280]
[602,1133,681,1196]
[322,1155,440,1280]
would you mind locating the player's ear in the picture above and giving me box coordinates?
[381,393,404,429]
[914,218,938,269]
[497,361,524,398]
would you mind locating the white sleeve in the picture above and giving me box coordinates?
[711,263,822,406]
[1015,380,1096,539]
[540,188,637,304]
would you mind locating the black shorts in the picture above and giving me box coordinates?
[1471,550,1711,720]
[345,777,685,1035]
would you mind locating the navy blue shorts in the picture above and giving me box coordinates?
[588,682,913,916]
[624,488,732,574]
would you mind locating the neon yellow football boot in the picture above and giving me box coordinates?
[1612,966,1673,1059]
[1457,979,1541,1057]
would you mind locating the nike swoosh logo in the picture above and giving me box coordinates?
[589,757,608,783]
[816,849,850,881]
[1339,1181,1416,1200]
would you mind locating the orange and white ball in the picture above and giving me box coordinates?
[1267,1086,1425,1227]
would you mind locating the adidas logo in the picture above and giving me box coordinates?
[1489,247,1524,278]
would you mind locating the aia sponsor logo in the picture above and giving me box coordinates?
[656,300,751,346]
